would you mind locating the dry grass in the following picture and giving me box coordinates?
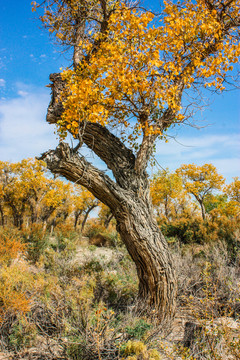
[0,227,239,360]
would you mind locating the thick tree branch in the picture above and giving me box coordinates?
[135,133,158,174]
[46,73,136,187]
[37,142,121,210]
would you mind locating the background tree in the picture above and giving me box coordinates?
[222,177,240,217]
[98,203,114,229]
[17,159,51,225]
[0,160,32,229]
[0,160,75,230]
[150,169,184,221]
[73,184,99,231]
[36,0,240,322]
[177,163,225,220]
[203,193,228,214]
[225,177,240,203]
[39,178,72,228]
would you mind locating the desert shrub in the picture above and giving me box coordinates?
[98,269,138,309]
[161,215,209,244]
[21,223,49,264]
[80,250,138,309]
[125,319,152,340]
[0,262,32,331]
[85,221,121,248]
[174,242,240,317]
[162,213,240,259]
[106,230,121,247]
[123,340,161,360]
[85,222,106,239]
[43,246,78,279]
[0,254,64,350]
[0,229,29,324]
[174,260,240,360]
[38,225,79,278]
[54,222,79,244]
[8,317,37,351]
[0,227,25,265]
[63,303,162,360]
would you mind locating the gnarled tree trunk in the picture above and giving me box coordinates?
[39,73,177,324]
[40,144,176,323]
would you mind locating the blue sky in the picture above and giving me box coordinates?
[0,1,239,183]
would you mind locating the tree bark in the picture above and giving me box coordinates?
[0,204,4,227]
[74,209,83,230]
[115,197,176,322]
[199,199,206,221]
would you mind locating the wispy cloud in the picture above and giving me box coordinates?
[0,79,6,87]
[17,90,29,97]
[154,133,240,182]
[0,86,58,162]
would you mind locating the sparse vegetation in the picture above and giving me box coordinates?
[1,160,240,358]
[0,203,239,359]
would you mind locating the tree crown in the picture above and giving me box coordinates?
[34,0,240,152]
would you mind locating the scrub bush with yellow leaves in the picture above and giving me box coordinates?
[123,340,161,360]
[0,228,29,324]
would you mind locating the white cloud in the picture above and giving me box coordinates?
[17,90,29,97]
[212,158,240,180]
[154,133,240,182]
[0,79,6,87]
[0,86,107,174]
[0,88,58,162]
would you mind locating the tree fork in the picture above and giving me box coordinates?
[39,142,176,323]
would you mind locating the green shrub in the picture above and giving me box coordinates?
[125,319,152,340]
[22,223,49,264]
[8,317,37,351]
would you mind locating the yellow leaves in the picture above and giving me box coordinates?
[39,0,240,147]
[72,120,78,127]
[0,230,30,322]
[0,230,25,266]
[151,59,163,68]
[150,169,187,220]
[177,164,225,202]
[151,169,183,205]
[0,159,75,227]
[31,1,37,12]
[224,177,240,204]
[56,33,64,40]
[176,114,185,122]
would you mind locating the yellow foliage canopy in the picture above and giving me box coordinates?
[177,163,225,202]
[37,0,240,147]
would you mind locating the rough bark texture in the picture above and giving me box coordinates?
[39,73,177,323]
